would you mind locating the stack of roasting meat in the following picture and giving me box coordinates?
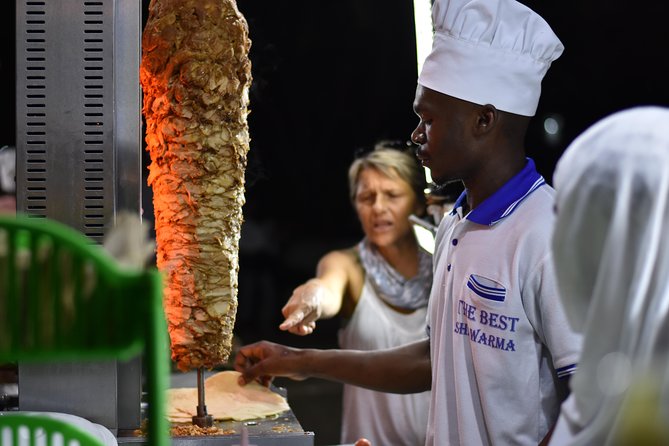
[140,0,252,371]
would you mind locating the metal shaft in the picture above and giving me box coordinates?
[192,367,213,427]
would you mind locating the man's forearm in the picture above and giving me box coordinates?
[302,339,432,394]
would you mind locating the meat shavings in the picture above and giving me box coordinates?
[171,424,235,437]
[140,0,252,370]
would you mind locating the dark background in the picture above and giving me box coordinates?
[2,1,669,444]
[226,0,669,348]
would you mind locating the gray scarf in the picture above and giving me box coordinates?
[357,238,432,310]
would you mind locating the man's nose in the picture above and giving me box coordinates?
[411,125,426,145]
[411,122,425,145]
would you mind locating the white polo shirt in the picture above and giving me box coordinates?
[426,158,581,446]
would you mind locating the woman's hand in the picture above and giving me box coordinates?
[279,279,329,335]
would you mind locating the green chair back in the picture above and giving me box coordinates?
[0,215,169,446]
[0,413,105,446]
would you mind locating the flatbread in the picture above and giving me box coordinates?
[167,371,289,422]
[167,388,198,423]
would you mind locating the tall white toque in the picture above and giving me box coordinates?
[418,0,564,117]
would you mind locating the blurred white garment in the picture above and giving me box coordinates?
[550,106,669,445]
[102,211,155,270]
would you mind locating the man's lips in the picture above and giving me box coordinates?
[415,147,429,165]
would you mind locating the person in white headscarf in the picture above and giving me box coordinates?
[234,1,582,445]
[549,106,669,446]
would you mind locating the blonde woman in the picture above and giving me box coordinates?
[280,144,432,446]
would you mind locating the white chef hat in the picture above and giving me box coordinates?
[418,0,564,116]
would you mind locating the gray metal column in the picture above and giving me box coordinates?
[15,0,143,433]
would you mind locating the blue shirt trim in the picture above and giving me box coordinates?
[450,158,546,226]
[556,363,577,379]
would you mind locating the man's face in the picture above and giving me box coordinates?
[411,85,479,185]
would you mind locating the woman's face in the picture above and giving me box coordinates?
[354,167,420,249]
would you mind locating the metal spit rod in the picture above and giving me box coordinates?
[192,367,213,427]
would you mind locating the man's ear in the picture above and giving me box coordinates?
[474,104,497,135]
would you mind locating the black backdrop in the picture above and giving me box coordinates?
[2,1,669,345]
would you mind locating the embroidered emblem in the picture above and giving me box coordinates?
[467,274,506,302]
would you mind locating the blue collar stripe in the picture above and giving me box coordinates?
[493,177,546,224]
[452,190,468,213]
[449,158,545,226]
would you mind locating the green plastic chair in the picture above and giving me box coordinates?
[0,214,170,446]
[0,413,106,446]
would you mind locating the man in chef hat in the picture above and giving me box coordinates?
[235,0,581,444]
[408,0,582,444]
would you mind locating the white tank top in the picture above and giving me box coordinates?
[338,277,430,446]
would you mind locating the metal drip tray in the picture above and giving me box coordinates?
[117,411,314,445]
[118,373,314,446]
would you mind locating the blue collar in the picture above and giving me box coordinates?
[451,158,546,226]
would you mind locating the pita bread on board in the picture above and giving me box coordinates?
[167,371,289,422]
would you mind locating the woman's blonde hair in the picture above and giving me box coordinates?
[348,142,427,209]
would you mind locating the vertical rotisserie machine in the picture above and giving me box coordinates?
[15,0,144,435]
[13,1,314,444]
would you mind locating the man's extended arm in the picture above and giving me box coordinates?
[235,338,432,394]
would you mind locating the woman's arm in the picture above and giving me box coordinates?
[279,250,357,335]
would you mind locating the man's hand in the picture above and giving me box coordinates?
[234,340,308,386]
[279,279,328,335]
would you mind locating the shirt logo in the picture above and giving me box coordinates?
[467,274,506,302]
